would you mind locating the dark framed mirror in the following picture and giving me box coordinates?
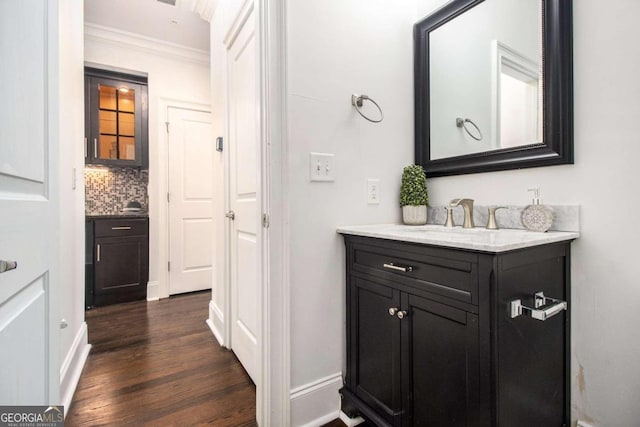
[415,0,573,177]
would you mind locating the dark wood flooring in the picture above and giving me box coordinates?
[66,291,257,426]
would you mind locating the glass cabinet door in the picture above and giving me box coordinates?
[87,74,146,167]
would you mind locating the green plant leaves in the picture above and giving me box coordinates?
[400,164,428,207]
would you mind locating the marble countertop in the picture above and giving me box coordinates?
[86,214,149,219]
[337,224,579,253]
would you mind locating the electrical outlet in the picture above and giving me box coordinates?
[367,179,380,204]
[309,152,335,182]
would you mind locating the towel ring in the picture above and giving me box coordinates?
[352,94,384,123]
[456,117,483,141]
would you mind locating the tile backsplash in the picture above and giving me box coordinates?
[85,167,148,215]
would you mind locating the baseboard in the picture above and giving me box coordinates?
[59,322,91,415]
[207,300,225,346]
[146,281,159,301]
[340,411,365,426]
[290,373,343,427]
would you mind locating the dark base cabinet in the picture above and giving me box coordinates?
[340,235,571,427]
[86,217,149,308]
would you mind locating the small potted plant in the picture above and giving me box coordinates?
[400,164,428,225]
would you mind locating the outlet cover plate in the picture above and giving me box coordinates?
[367,179,380,204]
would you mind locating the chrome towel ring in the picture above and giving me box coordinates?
[352,94,384,123]
[456,117,483,141]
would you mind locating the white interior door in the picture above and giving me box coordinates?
[0,0,59,404]
[168,107,214,295]
[228,7,259,383]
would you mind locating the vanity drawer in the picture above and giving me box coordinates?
[351,240,478,305]
[94,218,148,237]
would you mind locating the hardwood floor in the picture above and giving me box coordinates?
[66,291,257,426]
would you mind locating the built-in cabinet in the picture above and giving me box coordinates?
[84,67,148,168]
[341,235,571,427]
[86,217,149,308]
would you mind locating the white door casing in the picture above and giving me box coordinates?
[0,0,60,405]
[168,107,214,295]
[228,4,260,384]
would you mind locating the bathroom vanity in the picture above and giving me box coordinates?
[338,225,578,427]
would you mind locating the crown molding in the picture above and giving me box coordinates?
[84,23,210,66]
[177,0,218,22]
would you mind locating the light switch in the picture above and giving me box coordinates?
[309,152,335,182]
[367,179,380,204]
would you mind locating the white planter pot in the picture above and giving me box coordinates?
[402,205,428,225]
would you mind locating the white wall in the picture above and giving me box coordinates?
[84,28,211,298]
[284,0,640,425]
[285,1,416,424]
[57,0,91,409]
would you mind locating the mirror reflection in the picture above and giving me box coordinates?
[429,0,542,160]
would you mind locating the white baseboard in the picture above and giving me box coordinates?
[207,300,225,346]
[59,322,91,414]
[146,281,159,301]
[290,373,343,427]
[340,411,365,426]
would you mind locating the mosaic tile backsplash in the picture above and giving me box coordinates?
[85,167,149,215]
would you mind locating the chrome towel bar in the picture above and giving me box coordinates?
[510,291,567,321]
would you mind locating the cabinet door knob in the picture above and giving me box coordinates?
[388,307,399,316]
[397,310,408,319]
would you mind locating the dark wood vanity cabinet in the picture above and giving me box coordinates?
[86,217,149,307]
[341,235,571,427]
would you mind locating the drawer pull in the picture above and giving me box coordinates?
[111,226,132,230]
[510,292,567,321]
[397,310,408,319]
[388,307,399,316]
[96,244,101,262]
[383,262,413,273]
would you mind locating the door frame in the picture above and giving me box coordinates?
[156,98,212,300]
[258,0,289,424]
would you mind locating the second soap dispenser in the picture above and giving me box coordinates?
[521,188,554,232]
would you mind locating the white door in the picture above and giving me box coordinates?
[168,107,214,295]
[0,0,60,404]
[228,7,259,383]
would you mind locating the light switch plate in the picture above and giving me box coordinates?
[367,179,380,204]
[309,152,335,182]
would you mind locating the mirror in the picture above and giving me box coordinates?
[415,0,573,176]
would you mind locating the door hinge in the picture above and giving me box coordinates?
[167,192,170,203]
[168,261,171,272]
[165,121,170,133]
[262,213,270,228]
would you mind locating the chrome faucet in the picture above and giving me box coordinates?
[450,198,475,228]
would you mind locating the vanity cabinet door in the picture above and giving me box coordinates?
[94,234,148,306]
[349,276,402,426]
[401,293,480,427]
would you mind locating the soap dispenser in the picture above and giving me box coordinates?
[521,188,554,232]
